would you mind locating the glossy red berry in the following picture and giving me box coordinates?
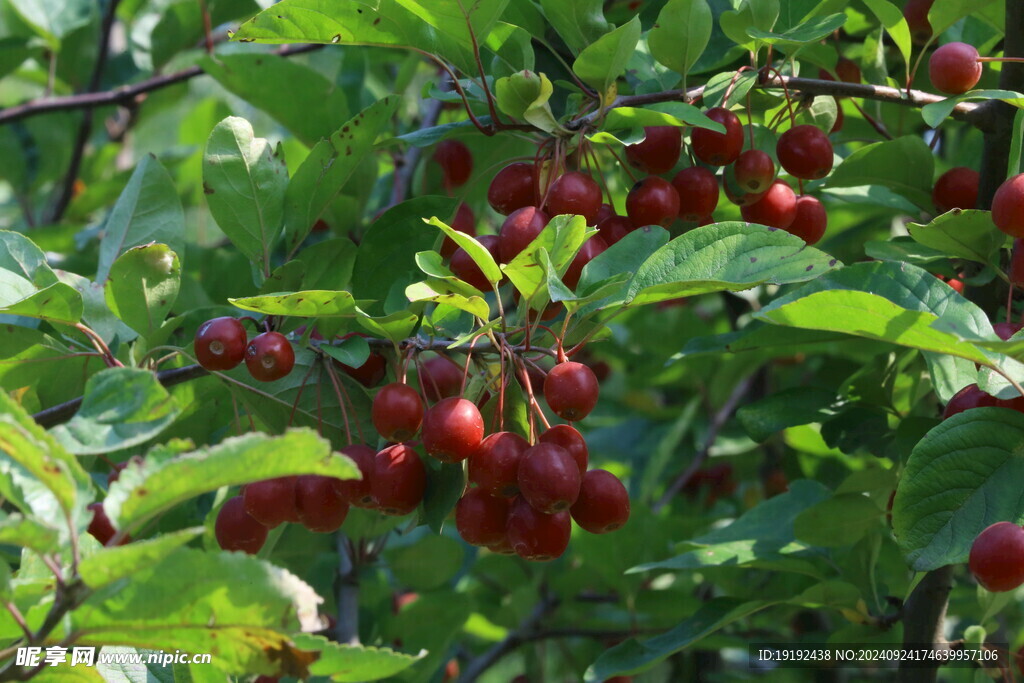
[992,174,1024,238]
[433,139,473,187]
[333,444,376,507]
[518,443,582,513]
[334,333,387,388]
[626,176,680,228]
[776,125,834,179]
[691,108,744,166]
[903,0,934,44]
[450,234,500,292]
[625,126,682,174]
[942,383,1024,419]
[543,172,602,224]
[741,180,797,229]
[544,361,599,421]
[372,382,424,442]
[195,317,247,371]
[371,444,426,515]
[994,322,1023,340]
[422,397,485,463]
[929,42,982,95]
[596,214,634,246]
[538,424,588,475]
[245,332,295,382]
[933,167,979,215]
[969,521,1024,592]
[498,206,550,263]
[295,475,350,533]
[723,178,767,207]
[87,502,127,546]
[571,469,630,533]
[488,163,537,215]
[455,488,511,546]
[244,476,299,528]
[107,456,142,486]
[469,431,530,497]
[835,57,862,84]
[440,202,476,258]
[785,195,828,245]
[507,497,572,561]
[215,496,267,554]
[733,149,775,194]
[563,235,607,290]
[672,166,720,221]
[420,355,464,402]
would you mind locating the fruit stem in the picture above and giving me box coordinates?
[605,144,638,184]
[74,323,122,368]
[1007,284,1014,324]
[287,358,320,428]
[760,66,797,129]
[976,57,1024,63]
[463,7,503,128]
[849,98,894,140]
[514,354,551,434]
[323,357,357,445]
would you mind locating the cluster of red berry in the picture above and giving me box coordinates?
[194,317,295,382]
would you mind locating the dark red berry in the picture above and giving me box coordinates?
[776,125,833,180]
[518,443,582,513]
[595,203,616,225]
[450,234,500,292]
[994,322,1023,340]
[543,172,602,225]
[672,167,720,221]
[195,317,247,371]
[544,361,599,421]
[741,180,797,229]
[296,475,350,533]
[469,431,530,497]
[372,382,424,442]
[215,496,267,554]
[626,176,680,228]
[992,174,1024,238]
[933,167,978,215]
[244,476,299,528]
[433,139,473,187]
[538,424,588,475]
[420,355,464,402]
[625,126,682,174]
[422,397,485,463]
[488,163,537,215]
[507,497,571,561]
[563,235,607,290]
[597,214,634,246]
[942,383,1024,419]
[456,488,511,546]
[371,444,426,515]
[835,57,862,84]
[334,333,387,388]
[904,0,934,44]
[969,521,1024,592]
[571,469,630,533]
[929,42,982,95]
[87,502,128,546]
[244,332,294,382]
[733,149,775,194]
[1010,239,1024,285]
[691,108,744,166]
[333,444,376,507]
[786,195,828,245]
[498,206,550,263]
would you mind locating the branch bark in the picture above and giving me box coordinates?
[457,592,559,682]
[897,566,954,683]
[334,534,360,645]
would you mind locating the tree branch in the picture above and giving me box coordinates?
[0,44,324,126]
[334,534,360,645]
[897,566,954,683]
[457,591,560,682]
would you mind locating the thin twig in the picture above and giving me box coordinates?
[457,591,560,682]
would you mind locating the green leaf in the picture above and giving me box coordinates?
[538,0,610,54]
[97,156,186,284]
[826,136,934,210]
[0,511,60,556]
[425,216,502,285]
[78,527,204,589]
[229,290,356,318]
[862,0,911,80]
[572,16,641,95]
[624,222,841,306]
[893,407,1024,571]
[0,281,82,324]
[920,89,1024,129]
[294,634,426,682]
[284,97,399,254]
[927,0,998,37]
[494,70,563,133]
[46,369,180,458]
[57,270,137,345]
[8,0,93,46]
[320,333,370,368]
[503,215,590,300]
[356,308,421,344]
[69,548,320,676]
[907,209,1005,266]
[746,13,845,45]
[585,598,776,681]
[597,104,725,135]
[103,244,181,339]
[406,282,490,319]
[200,54,350,147]
[578,226,670,293]
[385,535,464,591]
[422,461,465,533]
[0,230,58,287]
[352,196,459,315]
[1009,107,1024,177]
[648,0,712,81]
[105,429,356,533]
[203,117,288,274]
[737,387,838,442]
[793,493,884,547]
